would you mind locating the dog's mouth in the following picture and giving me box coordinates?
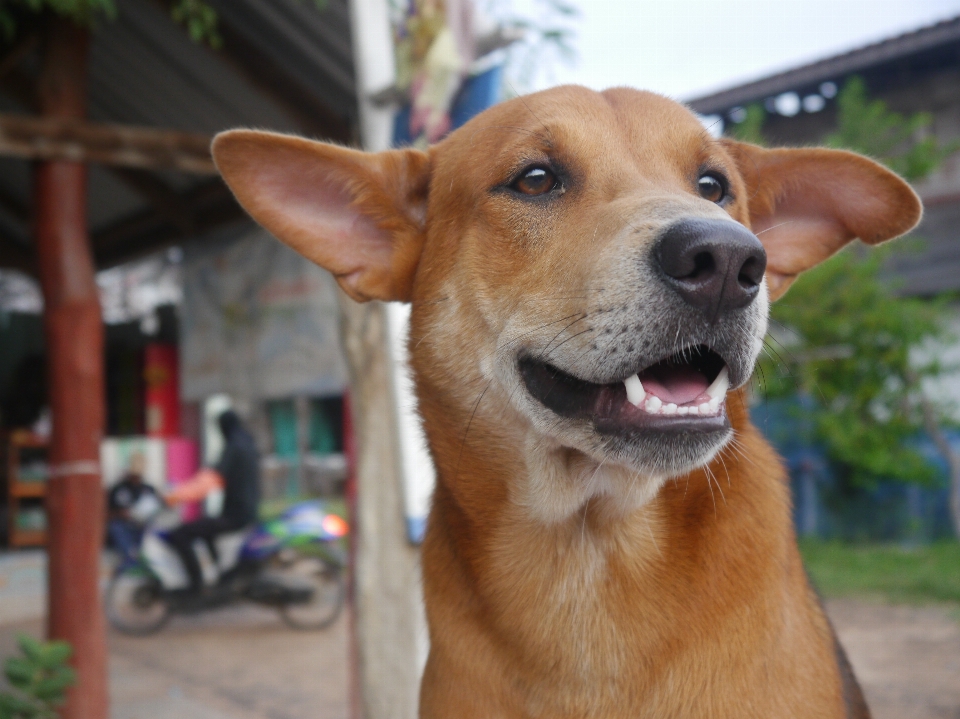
[519,346,731,436]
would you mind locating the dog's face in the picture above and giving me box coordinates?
[213,86,920,516]
[420,88,771,480]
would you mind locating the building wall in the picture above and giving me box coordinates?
[179,222,348,409]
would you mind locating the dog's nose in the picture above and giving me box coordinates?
[654,218,767,318]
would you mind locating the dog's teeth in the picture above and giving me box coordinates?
[663,403,677,415]
[676,406,689,416]
[624,374,645,407]
[699,402,712,415]
[705,366,730,401]
[644,395,662,414]
[708,397,720,414]
[688,405,700,416]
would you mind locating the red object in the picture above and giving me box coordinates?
[165,437,200,521]
[35,18,108,719]
[165,467,223,504]
[322,513,349,538]
[144,344,180,437]
[342,390,361,719]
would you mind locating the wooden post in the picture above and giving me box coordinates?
[35,17,108,719]
[346,1,427,717]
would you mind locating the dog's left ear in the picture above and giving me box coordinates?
[720,139,922,300]
[212,130,431,303]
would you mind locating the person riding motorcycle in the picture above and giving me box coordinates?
[165,410,260,599]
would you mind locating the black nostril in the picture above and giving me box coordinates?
[738,256,765,289]
[689,251,715,279]
[654,218,767,319]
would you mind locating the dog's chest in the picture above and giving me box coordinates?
[487,514,664,683]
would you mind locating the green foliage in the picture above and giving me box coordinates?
[0,0,115,38]
[171,0,328,49]
[824,76,960,182]
[0,635,75,719]
[170,0,220,49]
[746,76,959,488]
[800,539,960,604]
[760,245,951,487]
[0,0,329,48]
[727,103,766,144]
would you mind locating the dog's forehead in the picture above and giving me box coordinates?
[439,85,713,180]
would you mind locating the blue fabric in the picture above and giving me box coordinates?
[108,519,143,561]
[393,66,504,147]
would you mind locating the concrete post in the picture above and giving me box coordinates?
[345,1,428,717]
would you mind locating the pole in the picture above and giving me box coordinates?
[345,2,427,716]
[35,16,108,719]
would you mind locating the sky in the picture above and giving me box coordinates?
[528,0,960,101]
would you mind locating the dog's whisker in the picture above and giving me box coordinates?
[703,467,717,515]
[705,464,726,506]
[716,452,732,488]
[485,312,584,364]
[754,220,796,237]
[542,314,590,355]
[546,327,596,357]
[762,332,804,368]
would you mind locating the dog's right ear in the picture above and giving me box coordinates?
[212,130,431,303]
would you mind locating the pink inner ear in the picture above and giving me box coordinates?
[753,214,849,279]
[248,150,393,284]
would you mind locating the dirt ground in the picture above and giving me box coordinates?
[0,599,957,718]
[827,599,960,719]
[0,605,349,719]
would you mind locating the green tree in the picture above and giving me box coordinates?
[825,76,958,182]
[728,103,766,145]
[731,78,960,536]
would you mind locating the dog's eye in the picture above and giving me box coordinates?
[697,174,726,203]
[512,166,558,196]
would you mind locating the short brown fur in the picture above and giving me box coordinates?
[212,86,921,718]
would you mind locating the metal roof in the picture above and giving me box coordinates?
[688,16,960,116]
[0,0,357,272]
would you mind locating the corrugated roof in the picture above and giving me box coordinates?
[0,0,357,271]
[688,16,960,115]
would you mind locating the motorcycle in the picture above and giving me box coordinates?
[105,501,348,635]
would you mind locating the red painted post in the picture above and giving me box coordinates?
[35,17,109,719]
[342,389,361,719]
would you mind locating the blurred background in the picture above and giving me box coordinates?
[0,1,958,718]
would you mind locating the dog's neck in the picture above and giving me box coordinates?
[418,381,801,705]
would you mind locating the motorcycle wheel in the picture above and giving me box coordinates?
[276,554,345,631]
[105,565,170,635]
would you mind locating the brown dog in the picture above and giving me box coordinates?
[213,86,920,718]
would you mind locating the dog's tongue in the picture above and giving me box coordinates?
[638,365,710,406]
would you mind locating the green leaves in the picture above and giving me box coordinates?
[752,76,959,489]
[170,0,220,49]
[825,77,960,183]
[0,0,116,40]
[759,244,953,487]
[0,635,75,719]
[0,0,330,48]
[728,103,766,145]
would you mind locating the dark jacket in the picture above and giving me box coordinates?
[215,411,261,525]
